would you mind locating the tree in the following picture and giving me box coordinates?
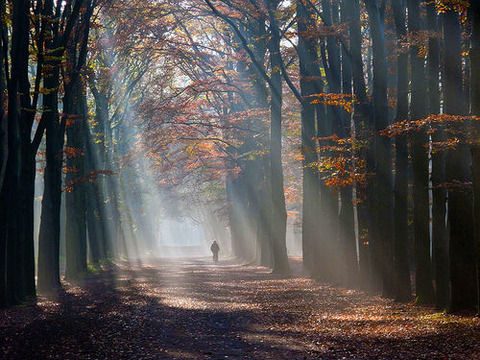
[266,0,290,273]
[296,0,323,276]
[0,0,6,193]
[469,0,480,315]
[346,0,372,288]
[65,0,96,280]
[392,0,412,302]
[339,0,358,287]
[364,0,394,296]
[2,0,39,305]
[407,0,434,305]
[428,0,448,310]
[443,3,477,311]
[0,0,7,308]
[37,0,86,294]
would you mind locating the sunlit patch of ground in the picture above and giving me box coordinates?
[1,257,479,359]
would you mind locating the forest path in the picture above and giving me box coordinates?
[1,257,480,359]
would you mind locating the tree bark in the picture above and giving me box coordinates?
[346,0,371,288]
[267,0,289,273]
[340,0,358,287]
[0,0,8,308]
[444,7,477,311]
[38,0,85,294]
[469,0,480,315]
[2,0,33,304]
[407,0,434,305]
[364,0,394,297]
[392,0,412,302]
[297,0,323,276]
[427,0,448,310]
[320,0,345,284]
[64,0,93,280]
[88,81,114,263]
[0,0,6,192]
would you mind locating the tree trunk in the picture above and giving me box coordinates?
[38,0,68,293]
[267,0,289,273]
[258,157,273,267]
[64,0,93,279]
[392,0,412,302]
[64,87,87,279]
[364,0,394,297]
[297,0,322,276]
[346,0,371,288]
[0,0,8,307]
[37,0,85,293]
[427,0,449,310]
[2,0,34,305]
[469,0,480,315]
[0,0,6,192]
[340,0,358,288]
[320,0,345,284]
[406,0,434,305]
[88,83,113,263]
[444,7,477,311]
[37,62,63,293]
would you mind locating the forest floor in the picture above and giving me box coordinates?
[1,257,480,360]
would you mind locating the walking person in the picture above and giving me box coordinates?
[210,240,220,264]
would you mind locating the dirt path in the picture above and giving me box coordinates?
[1,258,480,359]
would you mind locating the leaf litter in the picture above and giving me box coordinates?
[1,258,479,359]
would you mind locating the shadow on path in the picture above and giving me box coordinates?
[1,257,479,359]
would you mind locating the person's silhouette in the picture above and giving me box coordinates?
[210,240,220,264]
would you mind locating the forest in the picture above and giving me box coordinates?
[1,0,480,358]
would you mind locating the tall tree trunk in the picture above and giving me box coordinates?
[88,82,114,263]
[0,0,8,308]
[320,0,345,284]
[364,0,394,297]
[64,86,88,279]
[19,0,40,303]
[297,0,322,276]
[267,0,289,273]
[340,0,358,287]
[427,0,448,310]
[444,7,477,311]
[347,0,371,288]
[38,0,85,294]
[470,0,480,316]
[392,0,412,302]
[2,0,33,304]
[407,0,434,305]
[3,0,44,305]
[0,0,6,192]
[37,56,64,293]
[64,0,93,279]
